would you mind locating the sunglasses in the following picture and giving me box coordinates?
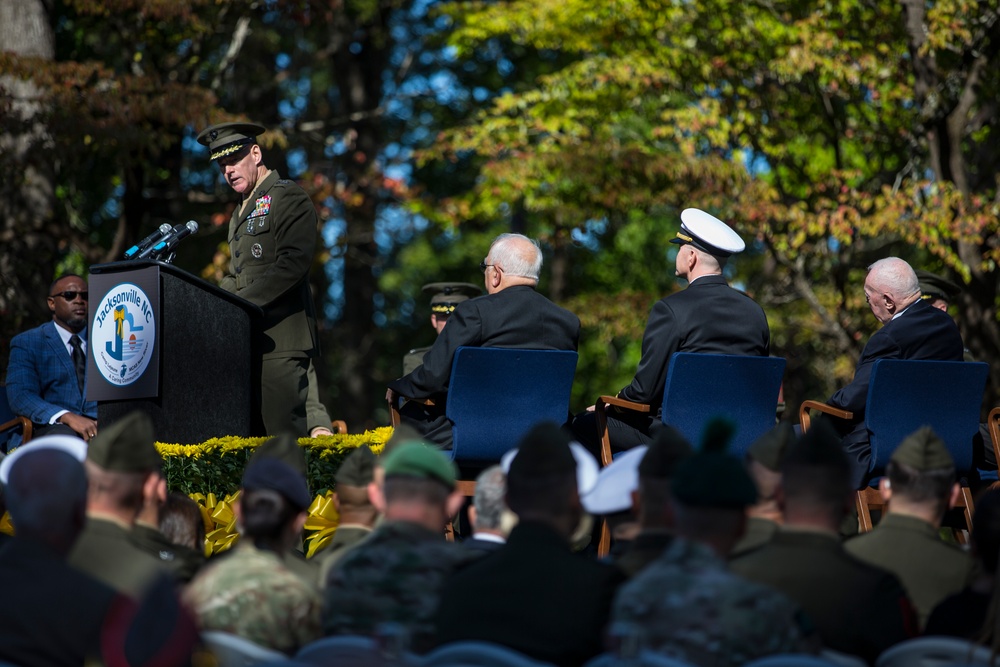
[50,291,89,301]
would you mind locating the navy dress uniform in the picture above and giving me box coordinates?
[572,208,770,455]
[402,282,482,375]
[197,122,320,437]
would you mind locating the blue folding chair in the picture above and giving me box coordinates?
[389,346,578,495]
[595,353,786,467]
[800,359,989,534]
[0,385,32,453]
[423,641,557,667]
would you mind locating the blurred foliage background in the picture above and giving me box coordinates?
[1,0,998,435]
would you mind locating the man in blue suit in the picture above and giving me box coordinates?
[827,257,964,487]
[6,275,98,444]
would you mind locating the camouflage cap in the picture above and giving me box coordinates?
[381,442,457,490]
[916,270,962,304]
[891,426,955,471]
[639,425,694,479]
[195,122,266,161]
[242,456,312,511]
[422,282,482,315]
[335,445,376,487]
[87,411,162,473]
[251,433,306,476]
[747,422,796,472]
[670,418,757,509]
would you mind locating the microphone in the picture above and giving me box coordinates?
[124,223,172,259]
[147,221,200,259]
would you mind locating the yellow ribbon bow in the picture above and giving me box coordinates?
[190,491,241,557]
[303,491,340,559]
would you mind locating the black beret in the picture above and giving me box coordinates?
[670,418,757,508]
[508,422,576,480]
[242,457,312,511]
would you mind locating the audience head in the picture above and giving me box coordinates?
[670,209,745,280]
[334,445,378,527]
[47,273,88,333]
[381,442,462,531]
[423,282,482,333]
[865,257,921,323]
[85,411,162,522]
[506,423,582,538]
[369,424,424,513]
[470,465,516,538]
[916,270,961,312]
[746,421,795,509]
[669,418,756,555]
[483,234,542,293]
[4,438,88,555]
[780,418,852,529]
[239,456,312,551]
[252,433,308,476]
[160,493,206,553]
[637,426,694,529]
[882,427,958,524]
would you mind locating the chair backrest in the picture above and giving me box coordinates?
[201,631,287,667]
[423,641,556,667]
[296,635,418,667]
[873,636,996,667]
[584,651,699,666]
[660,353,786,457]
[865,360,989,475]
[445,347,578,463]
[743,656,860,667]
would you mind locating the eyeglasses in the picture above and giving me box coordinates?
[50,291,89,301]
[480,261,494,273]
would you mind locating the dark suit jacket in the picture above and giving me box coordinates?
[389,285,580,400]
[6,322,97,429]
[219,170,318,359]
[619,274,770,409]
[828,299,964,420]
[730,529,917,664]
[0,538,121,666]
[434,521,625,667]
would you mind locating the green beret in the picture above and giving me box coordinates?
[639,425,693,479]
[422,282,482,315]
[87,411,162,473]
[251,433,307,476]
[335,445,376,487]
[916,270,962,304]
[508,423,576,480]
[196,122,265,161]
[381,442,457,490]
[891,426,955,471]
[747,422,796,472]
[670,418,757,508]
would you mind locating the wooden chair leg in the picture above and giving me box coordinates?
[598,519,611,559]
[856,489,875,533]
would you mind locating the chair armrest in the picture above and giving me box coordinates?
[0,415,32,448]
[386,389,435,428]
[594,396,651,467]
[330,420,347,435]
[799,400,853,433]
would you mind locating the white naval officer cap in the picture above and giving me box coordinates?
[670,208,746,258]
[0,434,88,484]
[580,444,648,515]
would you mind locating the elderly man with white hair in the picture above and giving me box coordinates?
[827,257,964,488]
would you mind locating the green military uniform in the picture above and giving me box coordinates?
[730,516,779,557]
[843,427,974,627]
[402,282,481,375]
[198,122,319,437]
[317,524,374,586]
[67,412,169,598]
[185,543,322,654]
[131,521,204,583]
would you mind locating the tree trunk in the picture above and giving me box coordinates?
[0,0,60,371]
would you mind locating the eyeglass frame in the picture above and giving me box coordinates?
[49,291,89,301]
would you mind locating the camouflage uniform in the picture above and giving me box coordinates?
[321,520,475,653]
[612,537,816,666]
[185,543,321,654]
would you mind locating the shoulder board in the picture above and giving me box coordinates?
[274,179,293,187]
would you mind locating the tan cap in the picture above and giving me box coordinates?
[891,426,955,471]
[87,411,162,472]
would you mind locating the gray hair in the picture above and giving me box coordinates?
[868,257,920,300]
[488,234,542,281]
[473,465,509,531]
[7,449,87,538]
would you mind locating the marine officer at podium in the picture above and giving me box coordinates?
[197,121,319,437]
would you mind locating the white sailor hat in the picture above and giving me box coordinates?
[0,434,88,485]
[670,208,746,257]
[581,445,648,515]
[501,440,599,497]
